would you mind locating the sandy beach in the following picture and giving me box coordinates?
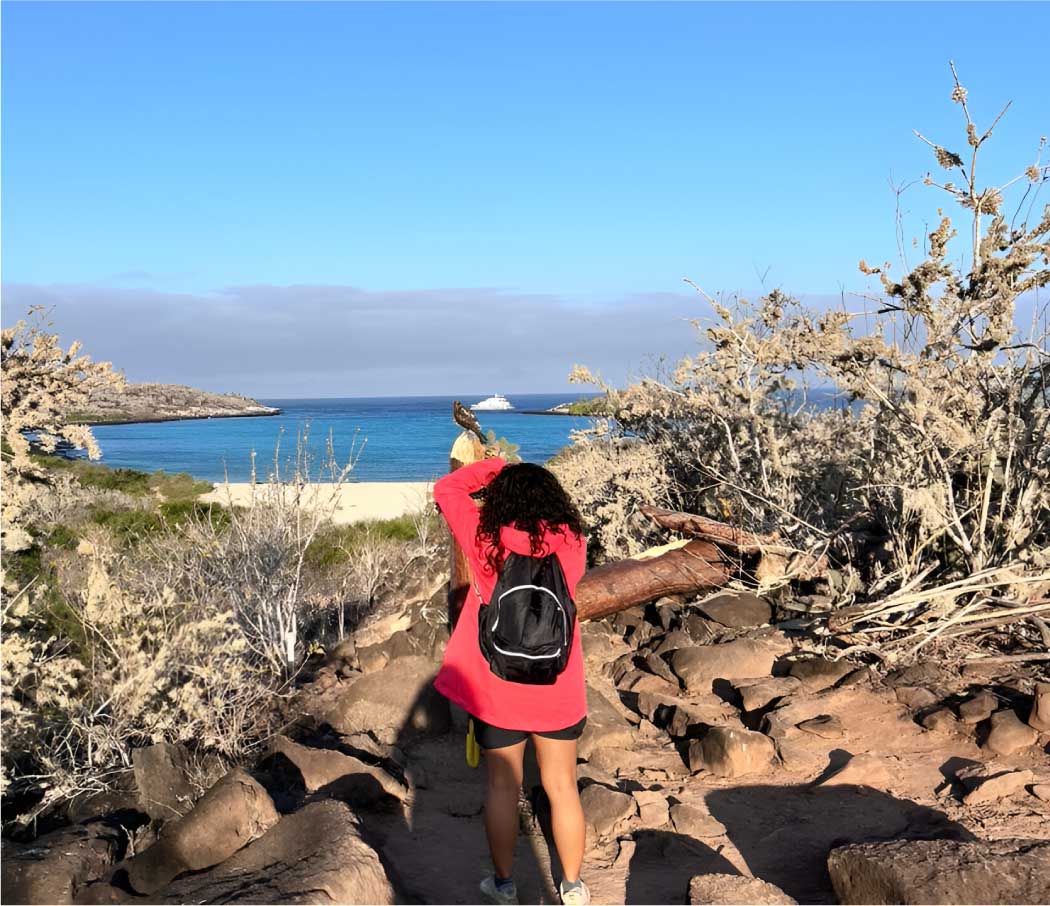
[201,481,433,524]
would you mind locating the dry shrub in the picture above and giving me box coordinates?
[198,428,360,672]
[2,310,124,807]
[1,308,123,552]
[549,434,673,563]
[572,70,1049,640]
[0,529,279,824]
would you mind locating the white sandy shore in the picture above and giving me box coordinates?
[200,481,433,524]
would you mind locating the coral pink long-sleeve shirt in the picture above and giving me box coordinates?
[432,458,588,731]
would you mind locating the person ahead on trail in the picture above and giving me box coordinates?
[433,450,591,906]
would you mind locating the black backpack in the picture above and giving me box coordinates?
[477,551,576,685]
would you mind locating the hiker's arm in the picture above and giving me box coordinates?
[433,456,506,554]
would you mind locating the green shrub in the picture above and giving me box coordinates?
[28,457,211,502]
[305,516,419,569]
[90,507,165,544]
[158,499,231,532]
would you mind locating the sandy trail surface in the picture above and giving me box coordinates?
[200,481,433,523]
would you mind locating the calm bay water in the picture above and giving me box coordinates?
[90,394,601,483]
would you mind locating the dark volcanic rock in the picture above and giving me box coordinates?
[689,726,776,778]
[699,592,773,628]
[580,784,637,839]
[788,657,854,693]
[2,823,123,905]
[958,690,998,724]
[319,655,450,740]
[132,742,196,821]
[671,638,787,693]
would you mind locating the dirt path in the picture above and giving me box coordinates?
[364,679,1049,905]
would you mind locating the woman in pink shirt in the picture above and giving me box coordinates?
[433,451,590,906]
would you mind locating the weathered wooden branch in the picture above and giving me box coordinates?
[639,505,783,553]
[639,504,828,582]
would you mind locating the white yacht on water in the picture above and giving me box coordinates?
[470,393,515,411]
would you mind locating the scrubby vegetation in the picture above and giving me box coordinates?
[1,319,442,823]
[563,71,1049,659]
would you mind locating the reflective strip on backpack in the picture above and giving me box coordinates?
[490,584,568,661]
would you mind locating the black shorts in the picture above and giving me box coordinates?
[471,715,588,750]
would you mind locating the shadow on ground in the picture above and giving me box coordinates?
[705,781,973,904]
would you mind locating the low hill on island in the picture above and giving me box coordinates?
[72,382,280,425]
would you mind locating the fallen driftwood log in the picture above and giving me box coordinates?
[575,540,730,621]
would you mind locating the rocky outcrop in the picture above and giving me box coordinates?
[157,801,394,905]
[75,382,279,425]
[2,823,124,905]
[828,838,1050,905]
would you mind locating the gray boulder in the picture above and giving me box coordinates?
[132,742,196,821]
[671,638,787,693]
[828,838,1050,905]
[689,873,797,905]
[699,592,773,628]
[689,726,776,778]
[159,800,394,904]
[124,768,279,895]
[322,655,450,739]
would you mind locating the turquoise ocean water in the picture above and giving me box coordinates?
[89,394,601,483]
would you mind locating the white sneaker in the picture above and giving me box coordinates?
[560,879,591,905]
[480,875,520,905]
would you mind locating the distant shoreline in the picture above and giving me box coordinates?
[78,409,283,428]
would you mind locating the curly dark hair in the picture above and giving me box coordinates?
[476,462,585,574]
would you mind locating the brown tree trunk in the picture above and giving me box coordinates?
[575,540,731,621]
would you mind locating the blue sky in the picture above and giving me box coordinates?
[2,1,1048,395]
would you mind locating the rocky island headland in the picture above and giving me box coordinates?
[70,382,281,425]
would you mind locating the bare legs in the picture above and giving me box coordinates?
[482,736,585,884]
[484,740,526,878]
[533,735,585,883]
